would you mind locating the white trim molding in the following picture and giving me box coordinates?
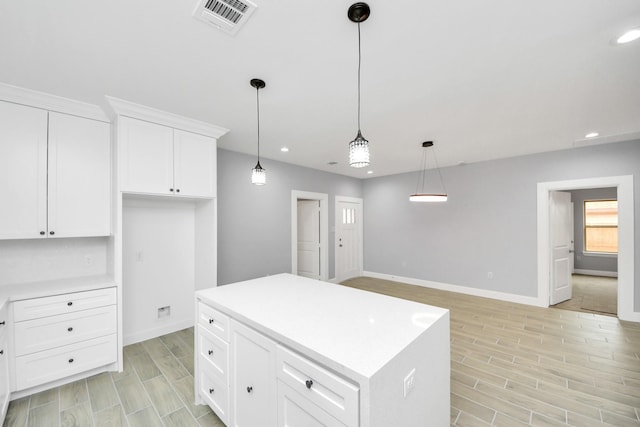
[104,96,229,139]
[0,82,109,122]
[363,271,543,307]
[537,175,637,322]
[291,190,329,282]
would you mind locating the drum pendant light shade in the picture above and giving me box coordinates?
[410,141,448,202]
[348,3,371,168]
[250,78,266,185]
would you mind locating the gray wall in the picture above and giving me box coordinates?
[569,188,618,274]
[217,149,363,285]
[362,140,640,310]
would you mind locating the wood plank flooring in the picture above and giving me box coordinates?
[340,276,640,426]
[2,328,225,427]
[4,276,640,426]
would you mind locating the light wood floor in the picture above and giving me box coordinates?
[340,277,640,426]
[3,328,225,427]
[4,277,640,426]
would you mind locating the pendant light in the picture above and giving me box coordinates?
[348,2,371,168]
[250,78,266,185]
[409,141,448,202]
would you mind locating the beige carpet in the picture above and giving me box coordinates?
[552,274,617,316]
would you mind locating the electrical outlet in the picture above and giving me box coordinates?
[403,368,416,398]
[158,306,171,318]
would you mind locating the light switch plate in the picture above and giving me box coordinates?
[403,368,416,397]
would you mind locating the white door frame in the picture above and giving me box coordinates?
[291,191,328,281]
[537,175,636,321]
[334,196,364,282]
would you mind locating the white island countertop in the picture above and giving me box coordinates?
[196,273,449,382]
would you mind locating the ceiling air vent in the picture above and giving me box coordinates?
[194,0,258,35]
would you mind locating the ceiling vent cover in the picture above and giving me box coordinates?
[194,0,258,35]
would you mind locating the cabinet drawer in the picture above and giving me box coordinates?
[278,381,346,427]
[14,305,117,356]
[197,325,228,380]
[13,287,116,322]
[198,363,229,425]
[0,303,7,343]
[14,333,117,391]
[276,346,359,427]
[197,302,229,342]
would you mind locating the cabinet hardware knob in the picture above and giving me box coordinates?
[40,231,45,235]
[208,388,214,394]
[305,380,313,389]
[0,321,5,326]
[208,350,213,356]
[68,327,73,332]
[170,188,174,192]
[68,358,74,363]
[208,318,214,324]
[67,302,73,306]
[0,350,3,355]
[247,386,253,393]
[176,189,180,193]
[50,231,55,235]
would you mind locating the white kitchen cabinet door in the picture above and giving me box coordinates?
[173,129,216,198]
[231,320,277,427]
[0,101,48,239]
[277,381,345,427]
[119,116,174,195]
[48,112,111,237]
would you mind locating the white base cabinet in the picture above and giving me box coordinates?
[195,274,450,427]
[0,302,9,425]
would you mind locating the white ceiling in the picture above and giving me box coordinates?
[1,0,639,178]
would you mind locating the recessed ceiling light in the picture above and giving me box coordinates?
[280,147,289,152]
[616,28,640,44]
[367,170,373,174]
[585,132,599,138]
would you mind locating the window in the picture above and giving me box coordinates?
[584,200,618,253]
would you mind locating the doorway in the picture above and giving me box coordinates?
[291,191,328,281]
[537,175,637,321]
[335,196,363,282]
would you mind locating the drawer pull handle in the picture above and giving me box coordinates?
[305,380,313,389]
[67,302,73,306]
[246,386,253,393]
[68,327,74,332]
[68,358,74,363]
[208,388,214,394]
[208,318,214,324]
[0,321,5,325]
[208,350,213,356]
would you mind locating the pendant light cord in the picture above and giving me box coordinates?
[415,147,447,194]
[357,22,362,132]
[256,86,261,161]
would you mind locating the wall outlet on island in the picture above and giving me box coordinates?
[403,368,416,398]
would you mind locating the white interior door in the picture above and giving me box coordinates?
[550,191,573,305]
[335,197,363,282]
[297,200,320,279]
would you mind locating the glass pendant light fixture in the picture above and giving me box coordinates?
[250,78,266,185]
[409,141,448,202]
[348,2,371,168]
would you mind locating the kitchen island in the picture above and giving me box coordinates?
[195,273,450,427]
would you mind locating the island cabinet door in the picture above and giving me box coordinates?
[230,320,277,427]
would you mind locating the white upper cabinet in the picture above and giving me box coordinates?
[0,100,111,240]
[119,117,217,198]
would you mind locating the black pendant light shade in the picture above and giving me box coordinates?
[250,78,266,185]
[348,3,371,168]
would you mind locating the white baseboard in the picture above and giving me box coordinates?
[573,269,618,278]
[124,318,193,346]
[362,271,546,307]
